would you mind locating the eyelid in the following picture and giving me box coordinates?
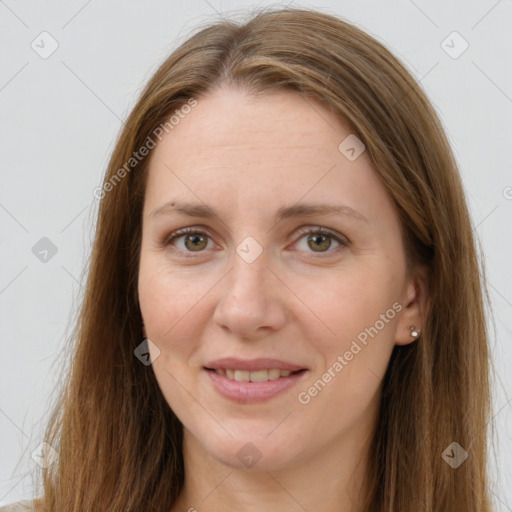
[162,225,216,247]
[293,225,350,246]
[162,224,350,257]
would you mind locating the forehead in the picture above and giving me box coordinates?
[143,86,396,229]
[159,86,353,158]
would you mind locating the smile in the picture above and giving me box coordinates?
[203,367,308,403]
[211,368,297,382]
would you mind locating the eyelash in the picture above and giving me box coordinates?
[162,225,350,259]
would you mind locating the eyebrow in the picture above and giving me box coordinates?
[150,200,368,222]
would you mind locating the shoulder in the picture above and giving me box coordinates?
[0,500,37,511]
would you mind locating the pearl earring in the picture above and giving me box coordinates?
[409,325,420,338]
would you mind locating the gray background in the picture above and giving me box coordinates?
[1,0,511,508]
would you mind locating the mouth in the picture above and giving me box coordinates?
[204,367,307,382]
[202,363,309,403]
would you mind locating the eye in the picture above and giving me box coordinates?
[293,226,348,256]
[163,227,215,255]
[162,225,349,258]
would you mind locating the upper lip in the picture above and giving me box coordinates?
[204,357,307,372]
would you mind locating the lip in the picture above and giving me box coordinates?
[204,357,307,372]
[203,367,309,404]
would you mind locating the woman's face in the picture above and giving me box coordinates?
[138,86,424,471]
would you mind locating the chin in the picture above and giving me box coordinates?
[198,430,305,472]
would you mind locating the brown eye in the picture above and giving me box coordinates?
[164,228,213,255]
[307,232,333,252]
[164,225,348,259]
[183,233,208,251]
[294,226,348,256]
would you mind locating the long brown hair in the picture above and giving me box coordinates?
[32,7,494,510]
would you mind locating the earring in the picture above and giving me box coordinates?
[409,326,420,338]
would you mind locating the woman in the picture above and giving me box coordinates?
[3,7,494,511]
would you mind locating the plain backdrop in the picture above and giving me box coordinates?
[1,0,511,508]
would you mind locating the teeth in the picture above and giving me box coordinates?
[268,368,281,379]
[213,368,296,382]
[248,370,268,382]
[234,370,250,382]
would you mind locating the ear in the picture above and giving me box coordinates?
[395,264,429,346]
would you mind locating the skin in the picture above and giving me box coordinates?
[138,85,428,512]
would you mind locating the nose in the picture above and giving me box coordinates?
[212,251,288,339]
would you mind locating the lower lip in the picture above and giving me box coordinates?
[204,368,308,403]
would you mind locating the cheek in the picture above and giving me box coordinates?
[138,256,206,355]
[296,280,396,438]
[295,264,400,404]
[299,262,401,344]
